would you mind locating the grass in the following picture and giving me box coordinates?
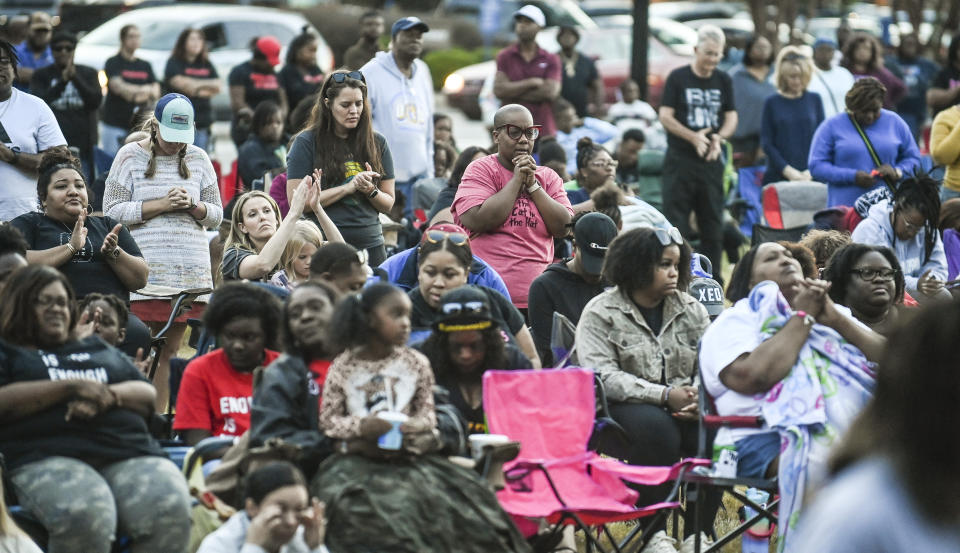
[574,490,778,552]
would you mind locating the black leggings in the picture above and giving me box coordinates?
[596,402,720,537]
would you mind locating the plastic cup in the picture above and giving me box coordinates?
[468,433,510,460]
[376,411,409,450]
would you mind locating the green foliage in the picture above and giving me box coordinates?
[423,48,487,90]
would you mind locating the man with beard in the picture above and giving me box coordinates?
[13,11,54,91]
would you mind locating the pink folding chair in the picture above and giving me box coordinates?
[484,368,709,552]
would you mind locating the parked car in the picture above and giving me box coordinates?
[74,4,334,121]
[435,0,596,47]
[443,19,695,120]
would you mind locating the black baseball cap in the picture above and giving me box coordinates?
[689,277,724,318]
[434,286,495,333]
[574,213,618,276]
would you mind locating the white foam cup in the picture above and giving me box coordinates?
[468,433,510,460]
[376,411,409,450]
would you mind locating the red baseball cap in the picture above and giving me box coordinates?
[255,36,282,66]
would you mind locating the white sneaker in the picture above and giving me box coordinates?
[678,532,715,553]
[641,530,679,553]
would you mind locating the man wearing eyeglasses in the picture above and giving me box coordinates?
[30,31,102,183]
[13,12,54,92]
[453,104,574,311]
[658,24,737,280]
[362,16,434,219]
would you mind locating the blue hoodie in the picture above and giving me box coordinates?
[851,200,948,298]
[361,51,434,183]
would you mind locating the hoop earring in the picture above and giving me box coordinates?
[86,204,93,214]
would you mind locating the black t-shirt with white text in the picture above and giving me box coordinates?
[661,65,735,157]
[102,54,157,129]
[11,212,143,302]
[228,61,281,111]
[278,64,324,115]
[165,57,219,129]
[0,336,165,470]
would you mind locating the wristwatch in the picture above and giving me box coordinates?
[526,181,542,195]
[110,247,122,260]
[368,188,380,199]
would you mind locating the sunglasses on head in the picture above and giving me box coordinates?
[424,230,468,246]
[440,301,486,316]
[331,71,365,84]
[654,227,684,246]
[495,124,541,141]
[782,52,808,62]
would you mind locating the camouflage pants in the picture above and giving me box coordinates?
[9,456,191,553]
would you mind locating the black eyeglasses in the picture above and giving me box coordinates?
[441,301,486,316]
[850,268,899,281]
[423,230,468,246]
[495,124,541,141]
[654,226,683,246]
[330,71,365,84]
[52,45,75,53]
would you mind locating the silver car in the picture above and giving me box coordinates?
[74,4,334,121]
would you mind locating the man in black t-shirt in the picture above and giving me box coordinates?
[100,25,160,157]
[658,24,737,279]
[31,32,102,182]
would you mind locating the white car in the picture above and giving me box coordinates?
[74,4,334,121]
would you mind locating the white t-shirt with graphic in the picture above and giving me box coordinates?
[0,88,67,221]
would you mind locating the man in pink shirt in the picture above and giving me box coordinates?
[453,104,573,310]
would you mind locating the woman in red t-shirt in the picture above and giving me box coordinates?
[249,281,339,479]
[173,282,283,445]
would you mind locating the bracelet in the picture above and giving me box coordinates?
[64,243,77,255]
[793,310,816,327]
[661,385,673,408]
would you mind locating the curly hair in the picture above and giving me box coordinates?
[0,223,28,258]
[203,282,283,349]
[823,243,905,306]
[844,76,887,114]
[305,70,383,188]
[0,265,78,347]
[602,227,692,294]
[589,183,623,229]
[778,241,818,279]
[799,229,852,270]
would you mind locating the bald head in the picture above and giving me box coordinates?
[493,104,532,129]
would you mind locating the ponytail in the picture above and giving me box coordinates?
[327,282,401,354]
[142,116,191,180]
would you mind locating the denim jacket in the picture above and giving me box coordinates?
[576,287,709,404]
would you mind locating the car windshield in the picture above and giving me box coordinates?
[81,18,190,51]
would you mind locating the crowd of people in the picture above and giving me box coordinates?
[1,4,960,553]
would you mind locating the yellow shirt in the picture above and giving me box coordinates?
[930,105,960,192]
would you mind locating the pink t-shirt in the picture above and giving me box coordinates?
[452,154,573,308]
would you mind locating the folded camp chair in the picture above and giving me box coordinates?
[680,365,779,553]
[760,181,827,230]
[484,368,708,553]
[750,224,807,247]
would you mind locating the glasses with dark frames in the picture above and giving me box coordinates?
[495,124,541,141]
[850,268,899,281]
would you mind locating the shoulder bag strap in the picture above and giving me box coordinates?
[848,112,883,168]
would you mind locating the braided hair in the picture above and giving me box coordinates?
[844,77,886,114]
[893,170,941,264]
[140,116,191,180]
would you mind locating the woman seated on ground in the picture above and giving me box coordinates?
[791,300,960,552]
[174,282,283,445]
[11,150,150,357]
[220,181,339,283]
[307,242,369,297]
[576,227,715,551]
[198,461,326,553]
[823,244,906,336]
[408,229,540,367]
[251,282,338,479]
[270,220,343,291]
[313,283,529,553]
[851,171,950,302]
[566,138,666,222]
[0,266,189,553]
[700,241,885,546]
[416,286,531,435]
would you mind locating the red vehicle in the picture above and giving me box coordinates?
[443,18,695,120]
